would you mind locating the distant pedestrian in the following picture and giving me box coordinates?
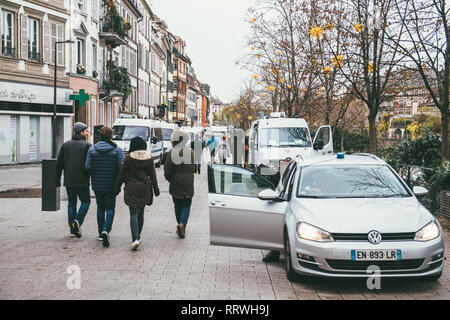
[85,126,124,248]
[217,135,230,164]
[56,122,91,238]
[114,136,160,251]
[207,135,217,159]
[164,129,195,239]
[191,133,205,174]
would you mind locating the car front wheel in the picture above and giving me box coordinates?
[284,230,299,282]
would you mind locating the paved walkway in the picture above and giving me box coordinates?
[0,165,449,300]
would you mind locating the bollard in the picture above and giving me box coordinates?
[42,159,61,211]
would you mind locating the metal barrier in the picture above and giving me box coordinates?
[396,164,450,219]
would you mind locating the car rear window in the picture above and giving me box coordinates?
[297,165,411,199]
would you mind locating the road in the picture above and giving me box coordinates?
[0,164,449,300]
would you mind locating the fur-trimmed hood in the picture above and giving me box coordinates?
[130,151,152,160]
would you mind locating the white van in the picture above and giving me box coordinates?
[112,119,164,167]
[161,122,178,162]
[248,114,333,180]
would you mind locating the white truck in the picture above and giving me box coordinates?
[248,113,333,181]
[112,118,164,167]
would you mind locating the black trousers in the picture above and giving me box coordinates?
[129,207,145,242]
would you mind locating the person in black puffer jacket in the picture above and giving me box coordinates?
[114,136,160,251]
[56,122,91,239]
[85,126,124,247]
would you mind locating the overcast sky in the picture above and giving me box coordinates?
[149,0,257,103]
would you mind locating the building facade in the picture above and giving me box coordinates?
[0,0,73,164]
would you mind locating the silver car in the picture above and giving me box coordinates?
[208,154,445,281]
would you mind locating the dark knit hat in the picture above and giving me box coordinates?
[73,122,88,134]
[129,136,147,153]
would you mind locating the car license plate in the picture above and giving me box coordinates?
[351,250,402,261]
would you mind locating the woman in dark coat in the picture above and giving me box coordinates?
[114,137,160,251]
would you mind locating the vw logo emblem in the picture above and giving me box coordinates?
[368,231,382,245]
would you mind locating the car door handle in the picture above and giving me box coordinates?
[210,201,226,207]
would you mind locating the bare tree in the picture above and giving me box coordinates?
[391,0,450,160]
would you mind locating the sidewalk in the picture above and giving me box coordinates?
[0,164,42,192]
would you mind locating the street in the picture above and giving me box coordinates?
[0,164,449,300]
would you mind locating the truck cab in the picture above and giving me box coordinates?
[112,119,164,167]
[248,113,333,182]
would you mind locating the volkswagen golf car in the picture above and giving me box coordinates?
[207,154,445,281]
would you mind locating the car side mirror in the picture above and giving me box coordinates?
[258,189,279,201]
[413,186,428,196]
[313,139,324,151]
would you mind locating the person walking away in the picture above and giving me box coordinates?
[114,137,160,251]
[207,135,217,160]
[85,126,124,247]
[191,133,205,174]
[164,129,195,239]
[56,122,91,238]
[217,135,230,164]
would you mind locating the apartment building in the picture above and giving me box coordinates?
[172,35,189,123]
[0,0,72,164]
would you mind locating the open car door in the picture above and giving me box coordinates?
[208,164,287,251]
[313,125,333,155]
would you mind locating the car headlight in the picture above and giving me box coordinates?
[297,222,334,242]
[415,221,440,241]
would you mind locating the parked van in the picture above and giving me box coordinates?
[248,113,333,181]
[112,119,164,167]
[161,122,178,162]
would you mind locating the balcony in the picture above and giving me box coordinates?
[28,50,41,63]
[99,17,128,47]
[1,46,15,58]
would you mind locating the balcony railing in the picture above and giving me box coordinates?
[1,46,15,58]
[28,50,40,62]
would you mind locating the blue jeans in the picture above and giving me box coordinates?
[172,197,192,226]
[66,187,91,232]
[94,191,116,235]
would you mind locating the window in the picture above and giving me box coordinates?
[1,10,14,57]
[76,38,85,66]
[77,0,85,12]
[51,23,64,65]
[99,101,104,125]
[90,98,97,132]
[91,0,98,20]
[27,17,40,61]
[92,43,97,71]
[259,128,312,148]
[297,165,410,199]
[208,164,274,197]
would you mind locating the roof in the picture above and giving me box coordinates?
[296,154,385,167]
[113,118,163,127]
[257,118,309,128]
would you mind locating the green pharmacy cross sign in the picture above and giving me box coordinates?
[70,89,90,107]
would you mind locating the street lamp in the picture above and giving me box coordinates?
[53,39,74,159]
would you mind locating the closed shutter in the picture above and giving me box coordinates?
[20,14,27,59]
[57,24,63,66]
[43,20,50,63]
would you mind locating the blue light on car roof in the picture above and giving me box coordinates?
[337,153,345,159]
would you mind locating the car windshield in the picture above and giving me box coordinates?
[260,128,311,148]
[297,165,411,198]
[113,126,150,141]
[162,128,173,141]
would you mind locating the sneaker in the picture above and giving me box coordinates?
[70,232,76,238]
[101,231,110,248]
[176,224,182,238]
[130,240,140,251]
[71,220,82,239]
[98,235,103,241]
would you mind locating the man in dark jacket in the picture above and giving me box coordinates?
[164,129,195,239]
[191,133,204,174]
[85,126,124,247]
[56,122,91,238]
